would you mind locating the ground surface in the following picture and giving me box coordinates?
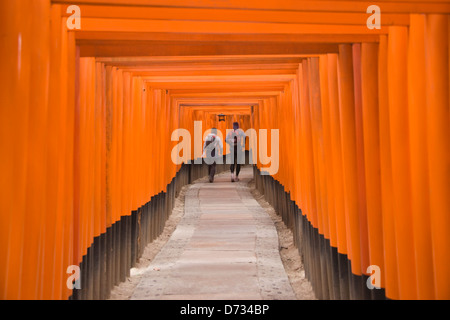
[109,166,315,300]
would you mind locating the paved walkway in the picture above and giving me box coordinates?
[131,166,296,300]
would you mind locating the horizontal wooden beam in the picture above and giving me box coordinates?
[62,4,410,26]
[143,81,288,90]
[78,41,339,57]
[126,69,297,77]
[119,63,301,72]
[75,31,380,43]
[77,18,386,35]
[53,0,450,14]
[177,99,262,105]
[141,74,296,82]
[169,87,286,94]
[170,91,281,98]
[96,54,306,63]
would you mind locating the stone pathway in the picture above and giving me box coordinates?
[130,166,296,300]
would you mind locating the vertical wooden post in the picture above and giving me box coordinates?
[327,53,350,299]
[361,42,385,299]
[320,54,339,300]
[408,14,435,299]
[338,44,362,300]
[309,57,331,300]
[378,35,399,300]
[388,26,417,299]
[352,44,370,291]
[425,14,449,300]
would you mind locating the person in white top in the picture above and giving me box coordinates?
[203,128,223,183]
[225,122,246,182]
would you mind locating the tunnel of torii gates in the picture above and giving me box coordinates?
[0,0,449,301]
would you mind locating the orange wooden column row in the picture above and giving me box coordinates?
[251,16,449,299]
[0,0,77,300]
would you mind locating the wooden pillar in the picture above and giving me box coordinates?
[0,0,32,300]
[337,44,362,286]
[22,0,51,300]
[327,53,350,299]
[387,26,417,299]
[320,55,337,251]
[425,14,449,300]
[377,35,399,300]
[361,42,385,298]
[300,60,318,230]
[299,59,322,298]
[320,54,339,300]
[352,44,370,287]
[408,14,435,300]
[309,57,331,300]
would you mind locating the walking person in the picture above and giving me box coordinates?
[226,122,246,182]
[203,128,223,183]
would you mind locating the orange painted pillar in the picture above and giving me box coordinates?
[308,57,328,243]
[143,82,152,198]
[388,26,417,299]
[319,55,336,251]
[122,71,132,214]
[288,86,296,197]
[327,53,350,299]
[0,0,32,300]
[64,20,77,301]
[377,35,399,300]
[105,65,114,232]
[327,54,348,258]
[408,14,435,299]
[338,43,364,300]
[155,89,164,191]
[160,90,168,192]
[310,59,332,300]
[352,44,370,280]
[116,69,124,222]
[73,39,82,297]
[138,76,146,207]
[50,5,73,299]
[292,70,303,209]
[289,81,298,204]
[300,60,318,228]
[316,55,334,299]
[425,14,449,300]
[146,84,155,195]
[278,90,288,191]
[360,42,385,290]
[78,57,92,268]
[300,59,323,298]
[97,61,107,244]
[23,0,51,300]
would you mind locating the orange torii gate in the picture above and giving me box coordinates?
[0,0,448,300]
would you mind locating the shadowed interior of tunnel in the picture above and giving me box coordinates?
[1,0,449,300]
